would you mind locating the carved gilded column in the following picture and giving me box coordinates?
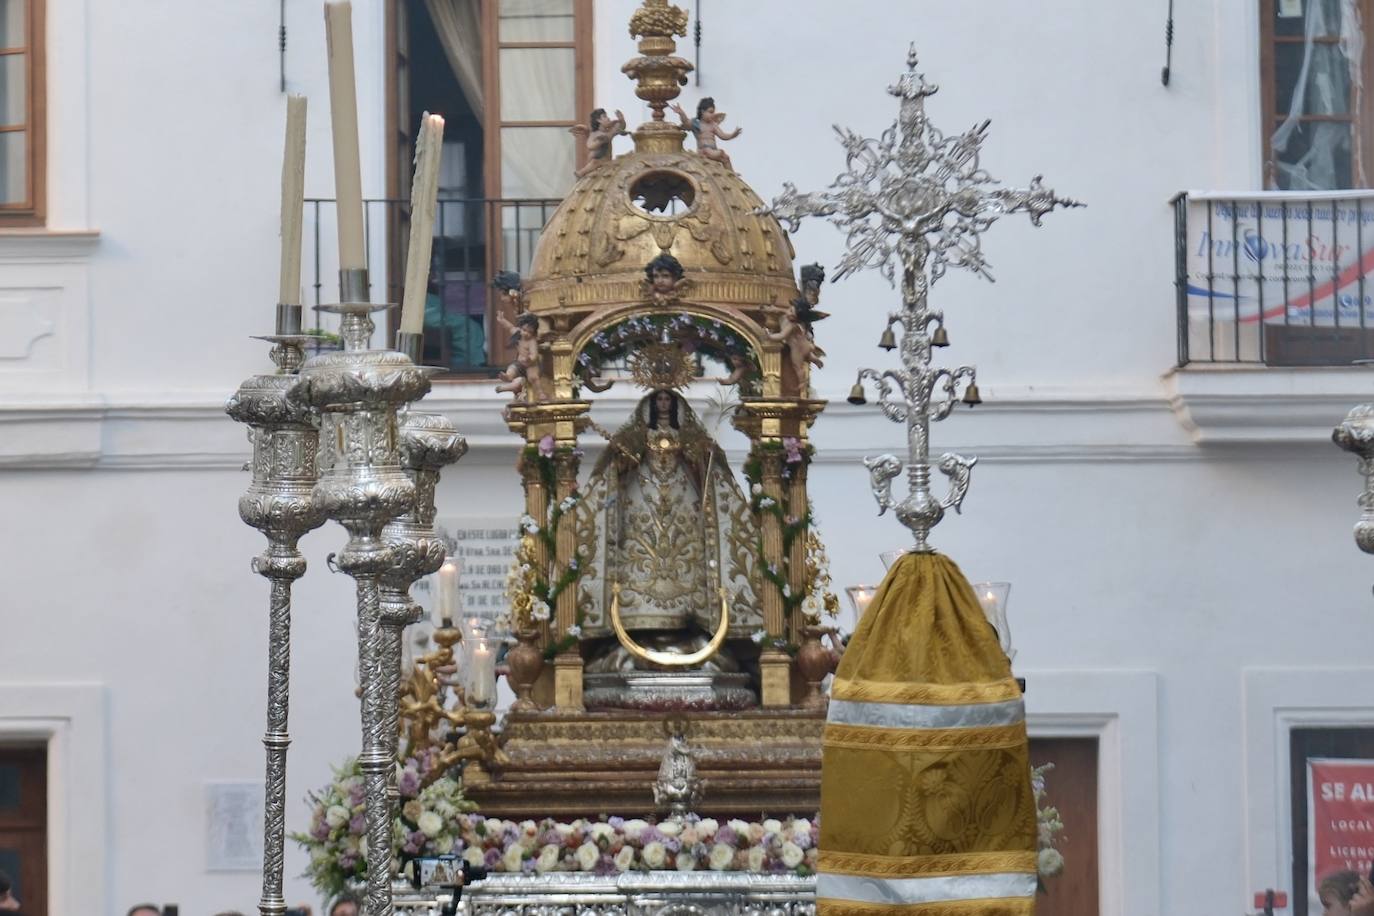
[552,443,584,711]
[757,448,790,707]
[786,459,809,643]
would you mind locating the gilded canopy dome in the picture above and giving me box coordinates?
[520,0,800,322]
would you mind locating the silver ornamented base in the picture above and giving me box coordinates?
[290,280,434,916]
[225,331,327,916]
[583,671,758,712]
[395,872,816,916]
[379,410,468,793]
[1333,403,1374,555]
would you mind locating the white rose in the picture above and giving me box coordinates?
[697,818,719,839]
[762,818,783,834]
[417,811,444,838]
[1038,847,1064,877]
[325,805,350,829]
[310,849,329,867]
[554,822,575,837]
[484,818,504,835]
[614,846,635,872]
[463,847,485,868]
[746,847,766,872]
[708,843,734,871]
[576,841,600,871]
[502,844,525,873]
[535,844,561,874]
[520,820,537,835]
[623,819,650,840]
[728,819,751,835]
[780,841,804,869]
[435,834,455,854]
[790,818,811,841]
[642,841,667,869]
[589,823,616,843]
[657,820,682,837]
[675,850,695,871]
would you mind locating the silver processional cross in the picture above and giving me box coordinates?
[764,45,1080,552]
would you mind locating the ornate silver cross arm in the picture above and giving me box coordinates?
[763,45,1079,551]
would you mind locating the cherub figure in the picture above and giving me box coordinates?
[670,97,742,170]
[640,252,692,305]
[495,311,543,400]
[571,108,629,178]
[798,263,827,313]
[769,294,827,381]
[718,352,750,387]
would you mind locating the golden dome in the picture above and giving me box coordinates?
[521,0,799,323]
[523,148,800,318]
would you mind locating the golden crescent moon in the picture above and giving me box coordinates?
[609,581,730,668]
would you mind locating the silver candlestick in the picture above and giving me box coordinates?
[379,410,468,790]
[289,270,432,916]
[1333,404,1374,556]
[225,304,326,916]
[765,46,1079,551]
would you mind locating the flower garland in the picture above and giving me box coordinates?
[1032,763,1066,888]
[740,437,821,649]
[450,814,819,876]
[576,313,760,390]
[291,747,475,898]
[512,437,590,659]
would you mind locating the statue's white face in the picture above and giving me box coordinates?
[655,390,674,418]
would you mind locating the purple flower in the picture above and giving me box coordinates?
[349,784,366,806]
[538,435,555,457]
[782,437,803,464]
[521,858,536,874]
[715,826,738,846]
[484,848,502,869]
[348,814,365,834]
[608,816,625,829]
[339,852,358,870]
[402,838,421,855]
[397,769,420,797]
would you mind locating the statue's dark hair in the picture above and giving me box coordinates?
[800,262,825,289]
[645,253,685,281]
[648,389,680,430]
[492,270,522,293]
[516,312,539,331]
[590,108,606,130]
[697,97,715,118]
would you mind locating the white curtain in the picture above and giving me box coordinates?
[424,0,484,122]
[1271,0,1365,189]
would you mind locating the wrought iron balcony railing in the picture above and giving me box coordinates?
[1174,190,1374,367]
[305,196,560,374]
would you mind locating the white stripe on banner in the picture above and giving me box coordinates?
[816,872,1037,905]
[826,697,1024,730]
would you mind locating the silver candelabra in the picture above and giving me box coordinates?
[765,46,1079,551]
[286,270,435,916]
[1333,403,1374,558]
[226,305,327,916]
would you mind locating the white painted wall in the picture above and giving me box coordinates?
[1,2,1370,915]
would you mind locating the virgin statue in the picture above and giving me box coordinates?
[574,390,764,691]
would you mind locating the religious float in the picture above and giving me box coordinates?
[228,1,1076,914]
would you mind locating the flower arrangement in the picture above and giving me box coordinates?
[1032,763,1066,885]
[450,814,820,876]
[292,747,475,898]
[799,531,839,624]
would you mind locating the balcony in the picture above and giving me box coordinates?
[1174,190,1374,367]
[305,197,560,374]
[1167,190,1374,443]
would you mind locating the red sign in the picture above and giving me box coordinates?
[1309,758,1374,905]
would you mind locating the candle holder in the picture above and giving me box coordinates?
[764,47,1078,551]
[971,581,1014,663]
[1333,403,1374,556]
[379,411,467,798]
[224,313,326,916]
[289,269,432,916]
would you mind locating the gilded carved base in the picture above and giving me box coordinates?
[759,654,792,708]
[468,708,823,819]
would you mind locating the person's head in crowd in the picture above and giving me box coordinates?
[0,872,18,912]
[1321,869,1362,915]
[126,905,159,916]
[329,892,362,916]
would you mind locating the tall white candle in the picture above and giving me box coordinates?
[324,1,367,271]
[467,639,496,707]
[435,556,461,625]
[400,113,445,335]
[279,95,308,306]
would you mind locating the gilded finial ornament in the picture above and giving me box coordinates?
[628,0,689,39]
[628,342,697,392]
[764,45,1079,551]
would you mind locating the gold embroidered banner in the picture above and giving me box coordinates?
[819,552,1036,915]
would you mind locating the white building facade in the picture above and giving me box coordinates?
[1,2,1371,915]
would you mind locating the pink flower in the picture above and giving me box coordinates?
[782,437,803,464]
[538,435,555,457]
